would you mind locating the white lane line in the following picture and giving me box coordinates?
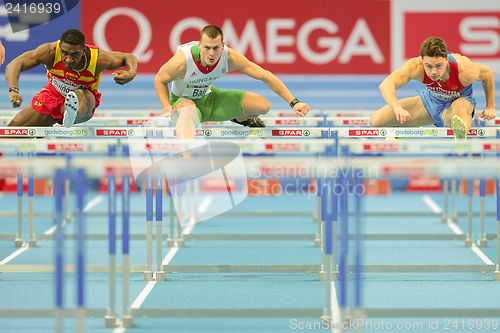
[0,246,29,265]
[84,195,104,212]
[422,195,442,214]
[115,195,212,332]
[44,195,104,236]
[1,195,103,263]
[422,195,493,265]
[330,282,342,333]
[471,244,495,265]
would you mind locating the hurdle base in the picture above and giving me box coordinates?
[144,271,154,281]
[167,239,175,247]
[464,239,473,248]
[319,271,337,281]
[14,239,23,248]
[104,315,116,328]
[122,315,133,328]
[494,270,500,281]
[155,271,165,282]
[314,236,322,247]
[477,239,488,247]
[28,239,37,247]
[176,239,185,247]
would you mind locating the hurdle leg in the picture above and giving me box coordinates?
[144,176,154,281]
[177,181,185,247]
[64,177,72,223]
[451,179,458,222]
[465,179,473,247]
[53,170,65,333]
[478,179,487,247]
[177,182,185,247]
[105,175,117,327]
[122,176,133,327]
[167,181,175,247]
[176,182,184,245]
[28,176,36,247]
[494,179,500,281]
[15,174,23,247]
[155,177,165,281]
[75,169,87,333]
[315,195,322,247]
[442,179,449,223]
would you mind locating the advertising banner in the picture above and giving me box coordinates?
[81,0,391,74]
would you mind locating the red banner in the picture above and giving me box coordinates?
[392,0,500,72]
[81,0,390,74]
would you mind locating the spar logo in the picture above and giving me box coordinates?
[47,143,86,152]
[483,144,500,151]
[271,129,310,136]
[0,128,29,136]
[343,119,370,125]
[446,129,485,137]
[96,129,130,136]
[29,129,36,136]
[275,119,301,125]
[363,143,403,152]
[127,119,152,125]
[348,129,381,137]
[204,129,212,136]
[265,143,303,151]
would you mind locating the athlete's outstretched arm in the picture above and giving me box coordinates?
[478,64,496,120]
[5,42,55,107]
[0,40,5,66]
[154,51,185,114]
[99,50,137,85]
[228,49,309,117]
[378,58,421,123]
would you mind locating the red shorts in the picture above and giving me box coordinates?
[31,84,101,120]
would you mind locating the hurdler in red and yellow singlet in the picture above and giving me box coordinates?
[32,40,102,120]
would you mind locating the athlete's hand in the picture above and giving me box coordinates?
[111,70,136,85]
[0,42,5,66]
[9,91,22,108]
[392,105,411,124]
[161,105,176,117]
[293,102,309,117]
[480,107,496,121]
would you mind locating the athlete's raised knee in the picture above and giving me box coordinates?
[369,113,384,127]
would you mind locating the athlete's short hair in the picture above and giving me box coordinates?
[420,37,448,58]
[200,25,224,41]
[60,29,85,46]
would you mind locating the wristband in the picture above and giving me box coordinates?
[289,98,300,108]
[9,87,19,93]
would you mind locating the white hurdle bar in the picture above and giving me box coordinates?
[0,126,499,138]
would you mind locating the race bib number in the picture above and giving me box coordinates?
[183,86,210,99]
[51,76,82,96]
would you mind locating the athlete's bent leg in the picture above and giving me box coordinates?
[232,92,270,127]
[370,96,434,127]
[441,97,474,139]
[173,99,198,139]
[8,106,57,126]
[237,92,270,120]
[64,89,96,126]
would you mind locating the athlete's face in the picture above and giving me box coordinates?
[60,42,85,70]
[199,34,224,67]
[422,56,448,81]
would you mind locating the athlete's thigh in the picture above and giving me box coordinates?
[372,96,433,127]
[205,87,245,122]
[398,96,434,126]
[441,97,474,125]
[8,106,56,126]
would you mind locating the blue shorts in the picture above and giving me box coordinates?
[418,90,476,127]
